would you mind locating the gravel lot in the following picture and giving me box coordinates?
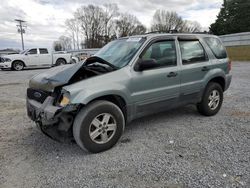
[0,62,249,188]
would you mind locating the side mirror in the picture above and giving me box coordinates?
[135,59,158,71]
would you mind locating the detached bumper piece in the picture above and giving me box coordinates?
[27,94,79,143]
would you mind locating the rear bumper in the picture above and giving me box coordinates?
[225,74,232,91]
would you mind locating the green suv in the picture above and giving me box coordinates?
[26,33,232,153]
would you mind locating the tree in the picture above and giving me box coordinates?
[53,41,63,51]
[65,18,80,50]
[72,4,146,48]
[57,36,72,51]
[75,4,118,48]
[181,20,202,33]
[150,10,202,33]
[116,13,146,37]
[151,10,183,32]
[210,0,250,35]
[102,3,119,43]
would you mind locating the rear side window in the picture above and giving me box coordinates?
[179,40,207,65]
[204,37,227,59]
[39,48,48,54]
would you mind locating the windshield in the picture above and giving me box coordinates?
[95,37,146,68]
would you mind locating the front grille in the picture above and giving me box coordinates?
[27,88,51,103]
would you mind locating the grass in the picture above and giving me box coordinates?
[226,45,250,61]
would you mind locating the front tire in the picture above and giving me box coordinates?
[73,100,125,153]
[197,82,223,116]
[12,61,24,71]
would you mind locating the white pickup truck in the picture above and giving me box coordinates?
[0,48,72,70]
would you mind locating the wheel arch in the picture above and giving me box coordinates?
[12,60,26,67]
[207,76,226,91]
[86,94,127,121]
[55,57,67,64]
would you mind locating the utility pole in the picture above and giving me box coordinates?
[15,19,26,50]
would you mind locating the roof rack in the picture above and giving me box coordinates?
[144,30,210,35]
[145,29,179,35]
[144,31,166,34]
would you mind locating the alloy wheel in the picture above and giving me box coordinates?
[208,89,220,110]
[89,113,117,144]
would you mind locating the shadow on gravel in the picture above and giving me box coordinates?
[20,128,89,157]
[19,105,201,156]
[126,105,201,130]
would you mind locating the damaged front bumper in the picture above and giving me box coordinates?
[27,96,61,125]
[27,95,79,142]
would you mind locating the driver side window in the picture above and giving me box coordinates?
[28,49,37,55]
[141,40,177,68]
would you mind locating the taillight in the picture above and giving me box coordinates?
[228,59,232,72]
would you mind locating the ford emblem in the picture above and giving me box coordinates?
[34,92,42,98]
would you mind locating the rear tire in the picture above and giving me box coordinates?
[73,100,125,153]
[197,82,223,116]
[55,59,66,66]
[12,61,24,71]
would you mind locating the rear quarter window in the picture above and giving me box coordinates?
[204,37,227,59]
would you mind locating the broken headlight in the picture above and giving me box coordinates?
[59,91,70,107]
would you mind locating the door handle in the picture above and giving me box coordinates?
[167,72,178,77]
[202,66,209,71]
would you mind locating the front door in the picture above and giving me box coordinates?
[130,39,181,118]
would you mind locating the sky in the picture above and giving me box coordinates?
[0,0,223,50]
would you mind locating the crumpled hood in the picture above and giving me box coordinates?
[29,61,85,92]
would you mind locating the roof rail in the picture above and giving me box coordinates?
[192,31,210,34]
[144,31,166,34]
[145,29,179,34]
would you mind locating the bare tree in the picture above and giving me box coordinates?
[181,20,202,32]
[151,10,183,32]
[75,4,107,48]
[58,36,72,50]
[65,18,80,50]
[150,10,203,33]
[102,4,119,43]
[67,4,147,48]
[116,13,146,37]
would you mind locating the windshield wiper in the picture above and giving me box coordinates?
[85,56,118,70]
[87,63,112,72]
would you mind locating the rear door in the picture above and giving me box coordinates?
[130,38,181,118]
[178,37,211,102]
[39,48,51,66]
